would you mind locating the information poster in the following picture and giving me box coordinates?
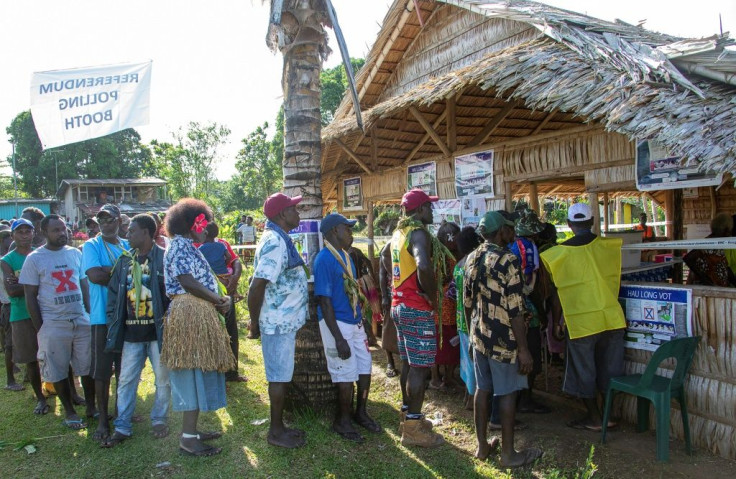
[289,220,323,281]
[619,285,693,351]
[455,150,494,197]
[343,177,362,211]
[432,199,461,233]
[636,139,721,191]
[461,197,487,228]
[407,162,437,196]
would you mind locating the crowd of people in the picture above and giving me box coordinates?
[0,188,632,467]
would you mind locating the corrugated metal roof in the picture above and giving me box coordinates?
[56,178,166,198]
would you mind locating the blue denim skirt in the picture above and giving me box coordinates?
[169,368,226,412]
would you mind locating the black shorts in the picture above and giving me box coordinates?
[11,318,39,364]
[563,329,625,398]
[1,303,11,352]
[526,325,542,376]
[89,324,121,381]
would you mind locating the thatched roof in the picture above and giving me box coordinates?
[321,0,736,191]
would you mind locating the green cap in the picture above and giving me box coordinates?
[478,211,514,234]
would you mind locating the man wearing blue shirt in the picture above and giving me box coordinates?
[314,214,381,443]
[82,204,129,441]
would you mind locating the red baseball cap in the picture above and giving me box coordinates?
[401,188,439,212]
[263,193,302,219]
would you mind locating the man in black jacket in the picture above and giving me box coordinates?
[101,214,171,448]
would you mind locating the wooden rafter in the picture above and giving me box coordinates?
[409,106,451,157]
[335,138,373,174]
[467,101,516,147]
[530,110,556,136]
[331,133,364,171]
[403,109,448,165]
[446,95,457,152]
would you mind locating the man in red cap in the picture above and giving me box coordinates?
[248,193,308,448]
[381,188,446,447]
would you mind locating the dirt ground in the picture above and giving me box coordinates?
[385,352,736,478]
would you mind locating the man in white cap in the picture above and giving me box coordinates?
[541,202,626,432]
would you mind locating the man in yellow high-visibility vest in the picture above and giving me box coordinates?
[541,203,626,431]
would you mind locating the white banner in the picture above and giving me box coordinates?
[30,61,152,149]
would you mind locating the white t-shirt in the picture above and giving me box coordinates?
[237,224,257,243]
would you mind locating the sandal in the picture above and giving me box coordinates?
[385,366,397,378]
[500,447,544,468]
[179,444,222,457]
[197,431,223,441]
[152,424,170,439]
[100,431,130,448]
[62,418,88,430]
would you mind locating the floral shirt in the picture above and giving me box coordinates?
[164,235,218,296]
[253,229,308,335]
[463,242,524,364]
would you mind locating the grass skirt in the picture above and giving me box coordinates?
[161,294,236,372]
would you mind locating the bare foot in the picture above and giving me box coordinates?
[475,436,500,460]
[267,429,306,448]
[92,423,110,441]
[332,421,364,443]
[285,427,305,437]
[180,436,222,456]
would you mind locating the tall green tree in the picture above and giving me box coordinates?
[320,58,365,125]
[5,111,151,198]
[146,121,231,203]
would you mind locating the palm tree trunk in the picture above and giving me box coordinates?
[269,0,336,413]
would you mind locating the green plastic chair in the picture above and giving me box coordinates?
[601,336,700,462]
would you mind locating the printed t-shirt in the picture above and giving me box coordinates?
[18,246,87,320]
[82,236,129,325]
[252,229,308,335]
[124,253,159,342]
[1,249,32,321]
[314,247,361,325]
[390,227,432,311]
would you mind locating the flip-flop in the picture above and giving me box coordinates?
[179,445,222,457]
[5,383,25,392]
[385,367,397,378]
[333,426,365,444]
[100,431,130,448]
[500,447,544,468]
[62,418,88,430]
[197,431,223,441]
[353,415,382,433]
[33,402,50,415]
[152,424,170,439]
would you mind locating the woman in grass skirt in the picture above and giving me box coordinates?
[161,199,236,457]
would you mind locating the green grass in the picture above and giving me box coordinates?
[0,299,598,478]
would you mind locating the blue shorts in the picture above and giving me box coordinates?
[474,350,528,397]
[261,331,297,382]
[391,304,436,368]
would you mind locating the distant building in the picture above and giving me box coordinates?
[56,178,171,223]
[0,198,58,221]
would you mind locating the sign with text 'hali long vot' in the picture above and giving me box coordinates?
[619,285,693,351]
[30,61,152,149]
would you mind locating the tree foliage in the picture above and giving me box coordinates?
[221,119,283,211]
[5,110,151,198]
[145,121,231,204]
[320,58,365,125]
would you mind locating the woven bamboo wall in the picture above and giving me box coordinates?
[616,286,736,460]
[501,131,633,180]
[682,181,736,225]
[585,165,635,189]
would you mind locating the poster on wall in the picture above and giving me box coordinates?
[407,162,437,196]
[343,177,362,211]
[461,197,487,228]
[619,285,693,351]
[432,199,461,233]
[455,150,494,197]
[635,139,721,192]
[289,220,323,282]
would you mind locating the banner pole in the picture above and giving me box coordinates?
[12,141,18,217]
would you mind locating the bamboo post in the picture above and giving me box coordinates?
[665,190,674,239]
[529,182,539,214]
[673,189,684,283]
[367,200,375,260]
[603,192,610,233]
[505,182,513,212]
[588,192,600,235]
[615,197,622,225]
